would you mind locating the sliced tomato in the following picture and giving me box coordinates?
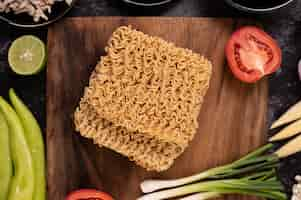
[66,189,114,200]
[225,26,282,83]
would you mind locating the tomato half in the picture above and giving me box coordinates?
[66,189,114,200]
[225,26,282,83]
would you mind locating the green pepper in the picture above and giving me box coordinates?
[0,97,34,200]
[9,89,46,200]
[0,110,12,200]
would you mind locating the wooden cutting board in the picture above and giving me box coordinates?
[47,17,268,200]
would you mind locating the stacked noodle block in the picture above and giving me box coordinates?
[74,26,212,171]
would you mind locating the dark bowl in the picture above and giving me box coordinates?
[122,0,173,6]
[0,0,76,28]
[225,0,295,13]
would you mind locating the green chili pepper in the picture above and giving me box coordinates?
[0,110,12,200]
[9,89,46,200]
[0,97,34,200]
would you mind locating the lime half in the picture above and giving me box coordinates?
[8,35,46,75]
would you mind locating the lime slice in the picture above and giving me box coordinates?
[8,35,46,75]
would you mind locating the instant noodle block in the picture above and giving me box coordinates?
[74,100,183,171]
[74,26,212,171]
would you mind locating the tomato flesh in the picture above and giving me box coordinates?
[226,26,281,83]
[79,199,99,200]
[79,199,100,200]
[235,35,272,74]
[66,189,114,200]
[78,199,100,200]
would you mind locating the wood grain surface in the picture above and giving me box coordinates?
[47,17,268,200]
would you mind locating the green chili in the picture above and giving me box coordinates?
[0,110,12,200]
[0,97,34,200]
[9,89,46,200]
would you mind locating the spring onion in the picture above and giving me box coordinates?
[139,144,287,200]
[141,144,278,193]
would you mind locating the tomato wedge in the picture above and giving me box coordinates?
[225,26,282,83]
[66,189,114,200]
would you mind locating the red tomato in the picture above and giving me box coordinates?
[66,189,114,200]
[225,26,282,83]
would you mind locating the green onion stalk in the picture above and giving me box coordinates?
[138,144,287,200]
